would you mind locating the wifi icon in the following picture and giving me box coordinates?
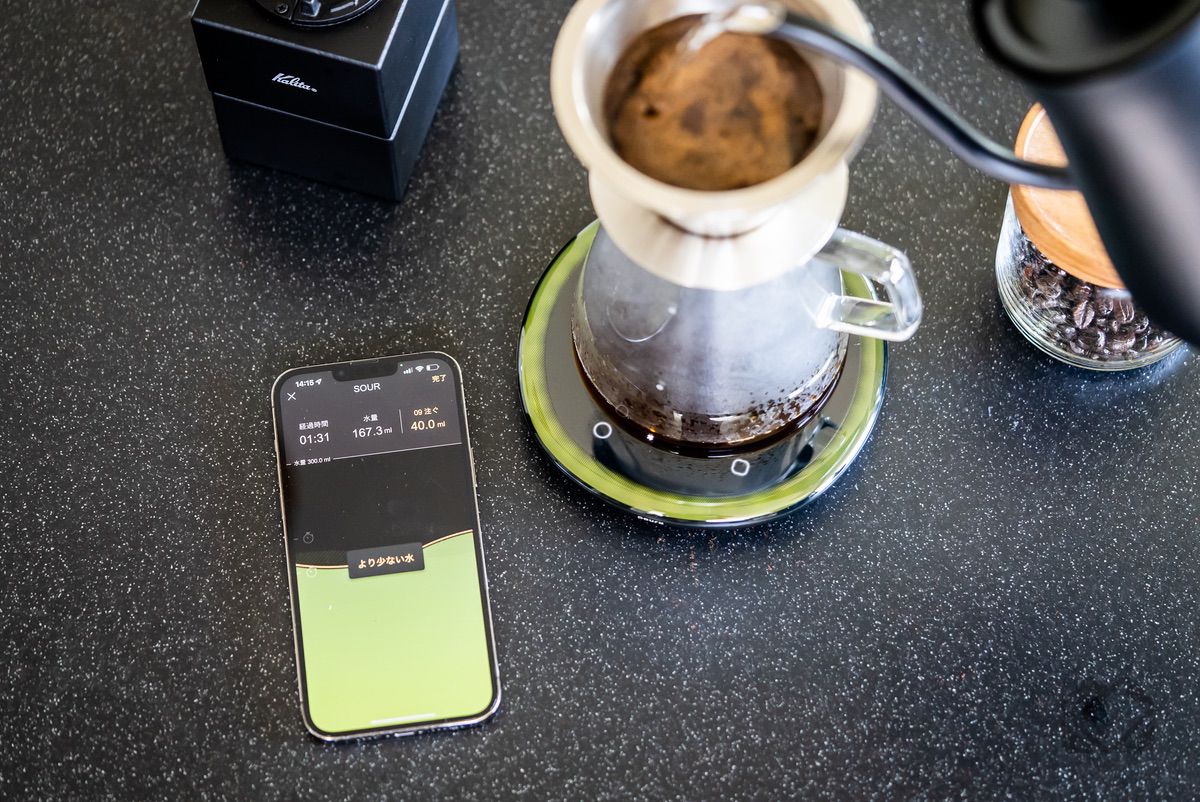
[415,365,425,372]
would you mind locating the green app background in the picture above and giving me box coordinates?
[296,530,495,734]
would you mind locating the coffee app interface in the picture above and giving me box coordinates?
[276,356,496,737]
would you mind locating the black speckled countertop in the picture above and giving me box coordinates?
[3,1,1200,799]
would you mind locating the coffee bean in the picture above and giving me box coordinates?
[1058,325,1078,341]
[1115,297,1136,324]
[1095,294,1115,317]
[1072,301,1095,329]
[1069,283,1093,303]
[1036,275,1062,295]
[1079,329,1107,351]
[1109,332,1136,353]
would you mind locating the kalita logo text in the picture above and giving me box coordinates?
[272,74,317,93]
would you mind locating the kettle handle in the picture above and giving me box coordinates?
[816,229,923,342]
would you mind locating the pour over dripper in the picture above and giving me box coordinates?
[552,0,879,284]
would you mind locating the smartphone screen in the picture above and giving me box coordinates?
[271,353,499,740]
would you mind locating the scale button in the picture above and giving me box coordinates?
[730,458,751,477]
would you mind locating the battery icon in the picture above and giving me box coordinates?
[426,363,440,372]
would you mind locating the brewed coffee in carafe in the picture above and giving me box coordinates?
[574,230,849,449]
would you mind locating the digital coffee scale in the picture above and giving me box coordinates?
[519,224,887,528]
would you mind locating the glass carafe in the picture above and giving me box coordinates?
[573,226,919,449]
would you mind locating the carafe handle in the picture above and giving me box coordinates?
[815,229,922,341]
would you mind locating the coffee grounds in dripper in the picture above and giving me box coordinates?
[603,14,824,191]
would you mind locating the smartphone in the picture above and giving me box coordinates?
[271,352,500,740]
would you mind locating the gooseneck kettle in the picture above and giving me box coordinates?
[975,0,1200,347]
[725,0,1200,345]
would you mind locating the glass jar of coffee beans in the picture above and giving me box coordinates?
[995,106,1183,370]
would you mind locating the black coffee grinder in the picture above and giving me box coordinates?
[191,0,457,200]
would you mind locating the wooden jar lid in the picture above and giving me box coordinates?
[1011,105,1125,289]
